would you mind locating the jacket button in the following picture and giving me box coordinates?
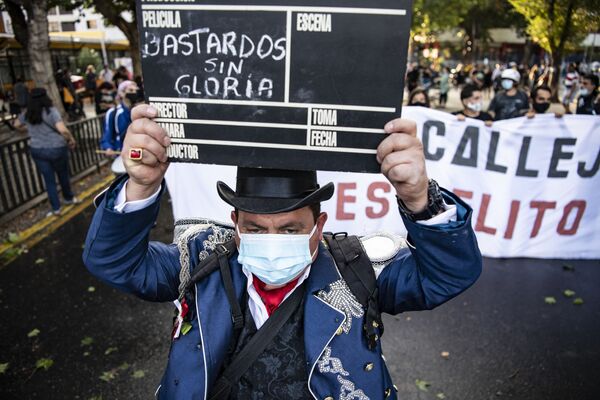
[384,387,392,397]
[196,343,202,350]
[372,320,379,328]
[364,362,374,371]
[324,396,334,400]
[336,326,343,335]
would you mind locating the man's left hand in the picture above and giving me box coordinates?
[377,118,429,212]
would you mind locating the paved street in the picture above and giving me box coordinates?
[0,196,598,399]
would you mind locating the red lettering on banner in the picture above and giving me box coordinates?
[336,183,356,220]
[366,182,391,219]
[453,189,473,200]
[475,193,497,234]
[530,201,557,238]
[504,200,521,239]
[557,200,586,235]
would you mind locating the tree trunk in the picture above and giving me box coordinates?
[128,26,142,76]
[28,0,65,116]
[550,53,562,103]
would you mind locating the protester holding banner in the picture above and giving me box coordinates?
[487,69,530,120]
[453,84,494,126]
[576,74,600,115]
[526,85,564,118]
[83,103,482,399]
[407,87,431,108]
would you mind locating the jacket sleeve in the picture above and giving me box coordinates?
[376,189,482,314]
[82,175,180,302]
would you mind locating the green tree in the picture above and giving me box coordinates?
[509,0,600,97]
[77,47,103,73]
[84,0,141,75]
[3,0,78,115]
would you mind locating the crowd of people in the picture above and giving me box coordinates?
[405,61,600,120]
[1,63,146,217]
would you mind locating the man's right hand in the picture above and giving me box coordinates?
[122,104,171,201]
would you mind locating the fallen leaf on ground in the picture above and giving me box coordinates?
[83,351,90,357]
[562,264,575,272]
[81,336,94,346]
[34,258,45,265]
[118,362,130,371]
[0,363,8,374]
[35,358,54,370]
[415,379,430,392]
[573,298,584,305]
[104,347,118,355]
[99,370,116,382]
[8,232,20,244]
[87,286,96,292]
[440,351,450,358]
[436,393,446,399]
[132,370,145,379]
[563,289,576,298]
[544,297,557,304]
[27,328,40,338]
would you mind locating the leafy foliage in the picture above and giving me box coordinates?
[509,0,600,54]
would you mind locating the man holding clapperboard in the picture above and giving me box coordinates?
[83,1,482,398]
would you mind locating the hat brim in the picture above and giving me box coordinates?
[217,181,334,214]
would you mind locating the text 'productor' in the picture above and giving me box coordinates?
[167,143,199,159]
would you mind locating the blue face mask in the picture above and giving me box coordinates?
[501,79,514,90]
[237,224,318,286]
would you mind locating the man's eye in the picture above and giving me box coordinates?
[283,229,299,234]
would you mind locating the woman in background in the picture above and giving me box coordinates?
[14,88,79,216]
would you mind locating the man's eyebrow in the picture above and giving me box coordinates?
[277,222,305,230]
[243,221,267,229]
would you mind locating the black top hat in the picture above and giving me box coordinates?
[217,168,334,214]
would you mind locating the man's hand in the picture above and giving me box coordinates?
[122,104,171,201]
[526,109,536,119]
[377,118,428,213]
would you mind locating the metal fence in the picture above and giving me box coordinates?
[0,115,108,222]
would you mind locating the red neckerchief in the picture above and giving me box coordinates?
[253,275,301,316]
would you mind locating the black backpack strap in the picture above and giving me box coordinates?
[185,238,237,290]
[215,243,244,333]
[324,232,383,350]
[182,238,243,331]
[208,282,306,400]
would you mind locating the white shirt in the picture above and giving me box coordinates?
[113,180,457,328]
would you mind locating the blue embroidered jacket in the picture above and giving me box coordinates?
[83,177,482,399]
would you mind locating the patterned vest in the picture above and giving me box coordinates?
[224,296,312,399]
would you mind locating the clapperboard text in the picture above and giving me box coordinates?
[137,1,412,172]
[142,10,333,101]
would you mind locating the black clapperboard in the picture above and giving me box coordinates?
[136,0,413,172]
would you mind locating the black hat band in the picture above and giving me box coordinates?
[236,176,319,199]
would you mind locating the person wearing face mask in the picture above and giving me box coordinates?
[453,84,493,126]
[83,104,482,399]
[487,68,529,121]
[525,86,564,119]
[575,74,600,115]
[407,87,430,108]
[99,80,142,157]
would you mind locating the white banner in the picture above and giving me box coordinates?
[165,107,600,259]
